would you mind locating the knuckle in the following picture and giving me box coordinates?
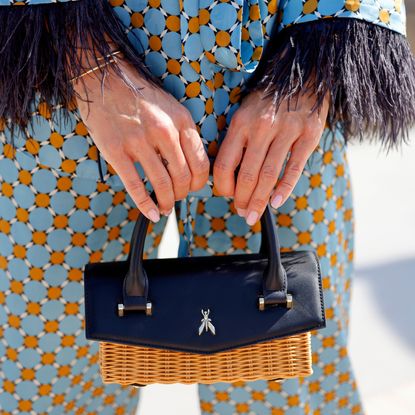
[303,123,322,138]
[103,142,121,157]
[154,174,172,189]
[158,124,177,141]
[292,139,308,152]
[196,157,211,175]
[260,164,277,181]
[124,133,143,148]
[230,111,243,125]
[249,197,267,211]
[179,109,194,125]
[288,162,303,175]
[278,179,294,193]
[230,112,247,131]
[125,178,144,193]
[174,169,192,186]
[239,169,256,185]
[135,194,153,208]
[214,159,232,173]
[255,118,271,133]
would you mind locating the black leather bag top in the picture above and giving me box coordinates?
[83,202,326,354]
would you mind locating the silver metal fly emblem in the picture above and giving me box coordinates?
[198,309,216,336]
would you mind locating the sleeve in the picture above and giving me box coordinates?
[240,0,415,148]
[0,0,163,130]
[0,0,79,4]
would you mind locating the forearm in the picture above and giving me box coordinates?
[0,0,162,129]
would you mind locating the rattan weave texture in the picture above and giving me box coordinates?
[99,332,312,385]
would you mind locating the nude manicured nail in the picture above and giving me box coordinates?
[271,194,283,209]
[162,209,173,216]
[246,211,258,226]
[236,208,246,217]
[148,209,160,223]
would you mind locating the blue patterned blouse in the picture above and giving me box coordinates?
[0,0,407,36]
[0,0,413,149]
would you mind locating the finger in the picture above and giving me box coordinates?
[213,118,246,197]
[270,137,316,209]
[234,136,272,222]
[113,158,161,223]
[136,146,176,215]
[179,122,210,192]
[157,136,192,201]
[245,136,293,222]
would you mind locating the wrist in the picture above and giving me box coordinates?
[70,49,123,83]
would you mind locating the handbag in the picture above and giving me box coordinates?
[83,197,326,386]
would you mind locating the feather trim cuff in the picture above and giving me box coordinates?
[240,19,415,148]
[0,0,163,130]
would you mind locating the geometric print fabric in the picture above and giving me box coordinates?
[0,0,396,413]
[0,128,364,414]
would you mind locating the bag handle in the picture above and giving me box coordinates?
[118,192,292,317]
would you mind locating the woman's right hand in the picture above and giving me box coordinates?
[73,59,210,223]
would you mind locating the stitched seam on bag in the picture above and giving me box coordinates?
[313,251,326,328]
[90,322,324,354]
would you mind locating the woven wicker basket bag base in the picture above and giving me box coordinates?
[99,332,312,385]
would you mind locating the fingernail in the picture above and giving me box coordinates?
[148,209,160,223]
[162,208,173,217]
[271,194,283,209]
[236,208,246,217]
[246,211,259,226]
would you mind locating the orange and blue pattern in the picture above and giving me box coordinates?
[0,0,407,414]
[1,0,407,36]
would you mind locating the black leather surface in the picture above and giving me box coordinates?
[83,250,325,354]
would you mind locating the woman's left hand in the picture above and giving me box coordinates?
[213,90,329,226]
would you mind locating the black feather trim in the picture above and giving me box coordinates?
[0,0,163,135]
[240,19,415,148]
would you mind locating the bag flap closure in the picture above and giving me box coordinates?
[83,250,325,354]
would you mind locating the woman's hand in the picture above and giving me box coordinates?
[213,90,329,225]
[74,59,210,223]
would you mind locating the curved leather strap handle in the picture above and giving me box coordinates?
[121,192,289,314]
